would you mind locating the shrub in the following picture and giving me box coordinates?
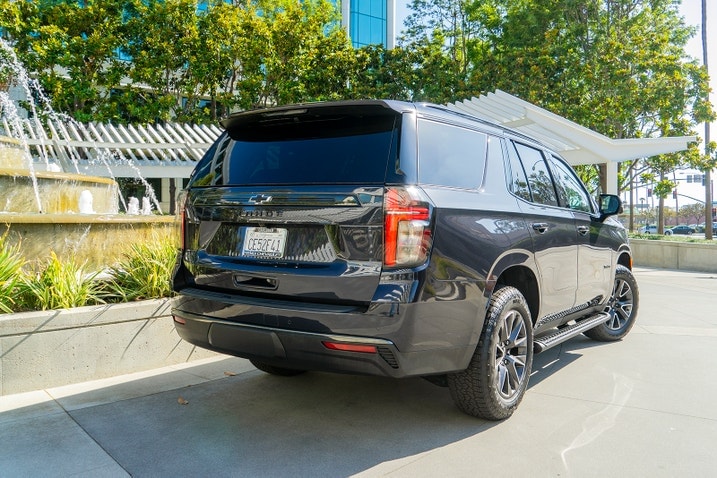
[0,234,26,313]
[102,239,177,302]
[16,252,105,311]
[0,236,177,313]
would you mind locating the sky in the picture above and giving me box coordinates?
[680,0,716,146]
[394,0,716,147]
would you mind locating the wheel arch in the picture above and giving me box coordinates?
[494,265,540,325]
[617,249,633,270]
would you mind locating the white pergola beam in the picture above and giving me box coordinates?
[449,90,697,194]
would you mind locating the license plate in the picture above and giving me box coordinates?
[242,227,287,258]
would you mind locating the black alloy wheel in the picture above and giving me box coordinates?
[448,286,533,420]
[584,265,639,341]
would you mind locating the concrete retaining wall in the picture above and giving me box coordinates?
[0,299,218,396]
[630,238,717,273]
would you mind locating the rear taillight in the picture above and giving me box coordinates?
[384,187,432,267]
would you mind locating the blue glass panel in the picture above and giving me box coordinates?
[371,0,385,18]
[357,15,371,45]
[350,12,359,40]
[355,0,370,15]
[348,0,388,47]
[370,17,384,45]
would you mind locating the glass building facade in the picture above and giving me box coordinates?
[336,0,395,49]
[349,0,386,48]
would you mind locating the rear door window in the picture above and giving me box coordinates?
[547,155,593,213]
[417,119,487,189]
[505,138,532,201]
[513,142,559,207]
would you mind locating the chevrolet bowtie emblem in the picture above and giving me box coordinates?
[248,194,273,204]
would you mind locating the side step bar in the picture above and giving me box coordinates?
[533,312,610,353]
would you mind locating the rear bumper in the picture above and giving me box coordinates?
[171,288,479,378]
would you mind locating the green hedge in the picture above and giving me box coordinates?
[0,234,176,313]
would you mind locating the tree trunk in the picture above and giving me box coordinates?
[703,0,713,240]
[658,172,666,234]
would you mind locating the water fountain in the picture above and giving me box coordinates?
[0,41,177,271]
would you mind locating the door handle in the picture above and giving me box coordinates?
[532,223,549,234]
[577,225,590,236]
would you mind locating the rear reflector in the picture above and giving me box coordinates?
[322,342,377,354]
[173,315,186,325]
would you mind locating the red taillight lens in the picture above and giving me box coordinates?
[384,187,432,267]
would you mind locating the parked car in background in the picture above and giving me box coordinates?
[695,223,717,234]
[639,225,658,234]
[665,225,695,236]
[172,100,638,420]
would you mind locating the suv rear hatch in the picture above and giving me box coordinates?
[176,102,408,306]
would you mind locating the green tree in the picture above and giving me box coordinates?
[1,1,31,92]
[465,0,712,225]
[467,0,710,137]
[700,0,715,239]
[350,45,415,100]
[399,0,477,102]
[192,1,268,118]
[257,0,355,107]
[4,0,130,122]
[124,0,201,122]
[679,202,705,225]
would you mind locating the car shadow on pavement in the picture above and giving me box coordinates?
[64,369,497,477]
[62,338,613,477]
[0,337,613,477]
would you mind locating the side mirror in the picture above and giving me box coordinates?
[598,194,622,222]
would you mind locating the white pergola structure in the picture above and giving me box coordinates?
[7,90,696,212]
[447,90,697,194]
[7,118,222,213]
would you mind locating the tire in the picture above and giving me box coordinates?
[447,286,533,420]
[250,359,306,376]
[584,265,639,342]
[664,230,672,235]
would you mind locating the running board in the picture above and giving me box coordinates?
[533,312,610,353]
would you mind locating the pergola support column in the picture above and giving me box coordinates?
[601,161,619,195]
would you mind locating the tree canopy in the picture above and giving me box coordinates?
[1,0,358,123]
[1,0,713,218]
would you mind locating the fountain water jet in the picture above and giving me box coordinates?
[1,41,176,271]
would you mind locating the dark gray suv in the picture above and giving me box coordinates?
[172,100,638,420]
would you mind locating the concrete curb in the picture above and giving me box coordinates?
[0,299,218,396]
[630,238,717,272]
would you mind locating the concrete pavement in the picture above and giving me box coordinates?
[1,267,716,477]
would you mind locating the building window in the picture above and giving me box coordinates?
[350,0,387,48]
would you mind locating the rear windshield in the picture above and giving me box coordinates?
[189,112,399,186]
